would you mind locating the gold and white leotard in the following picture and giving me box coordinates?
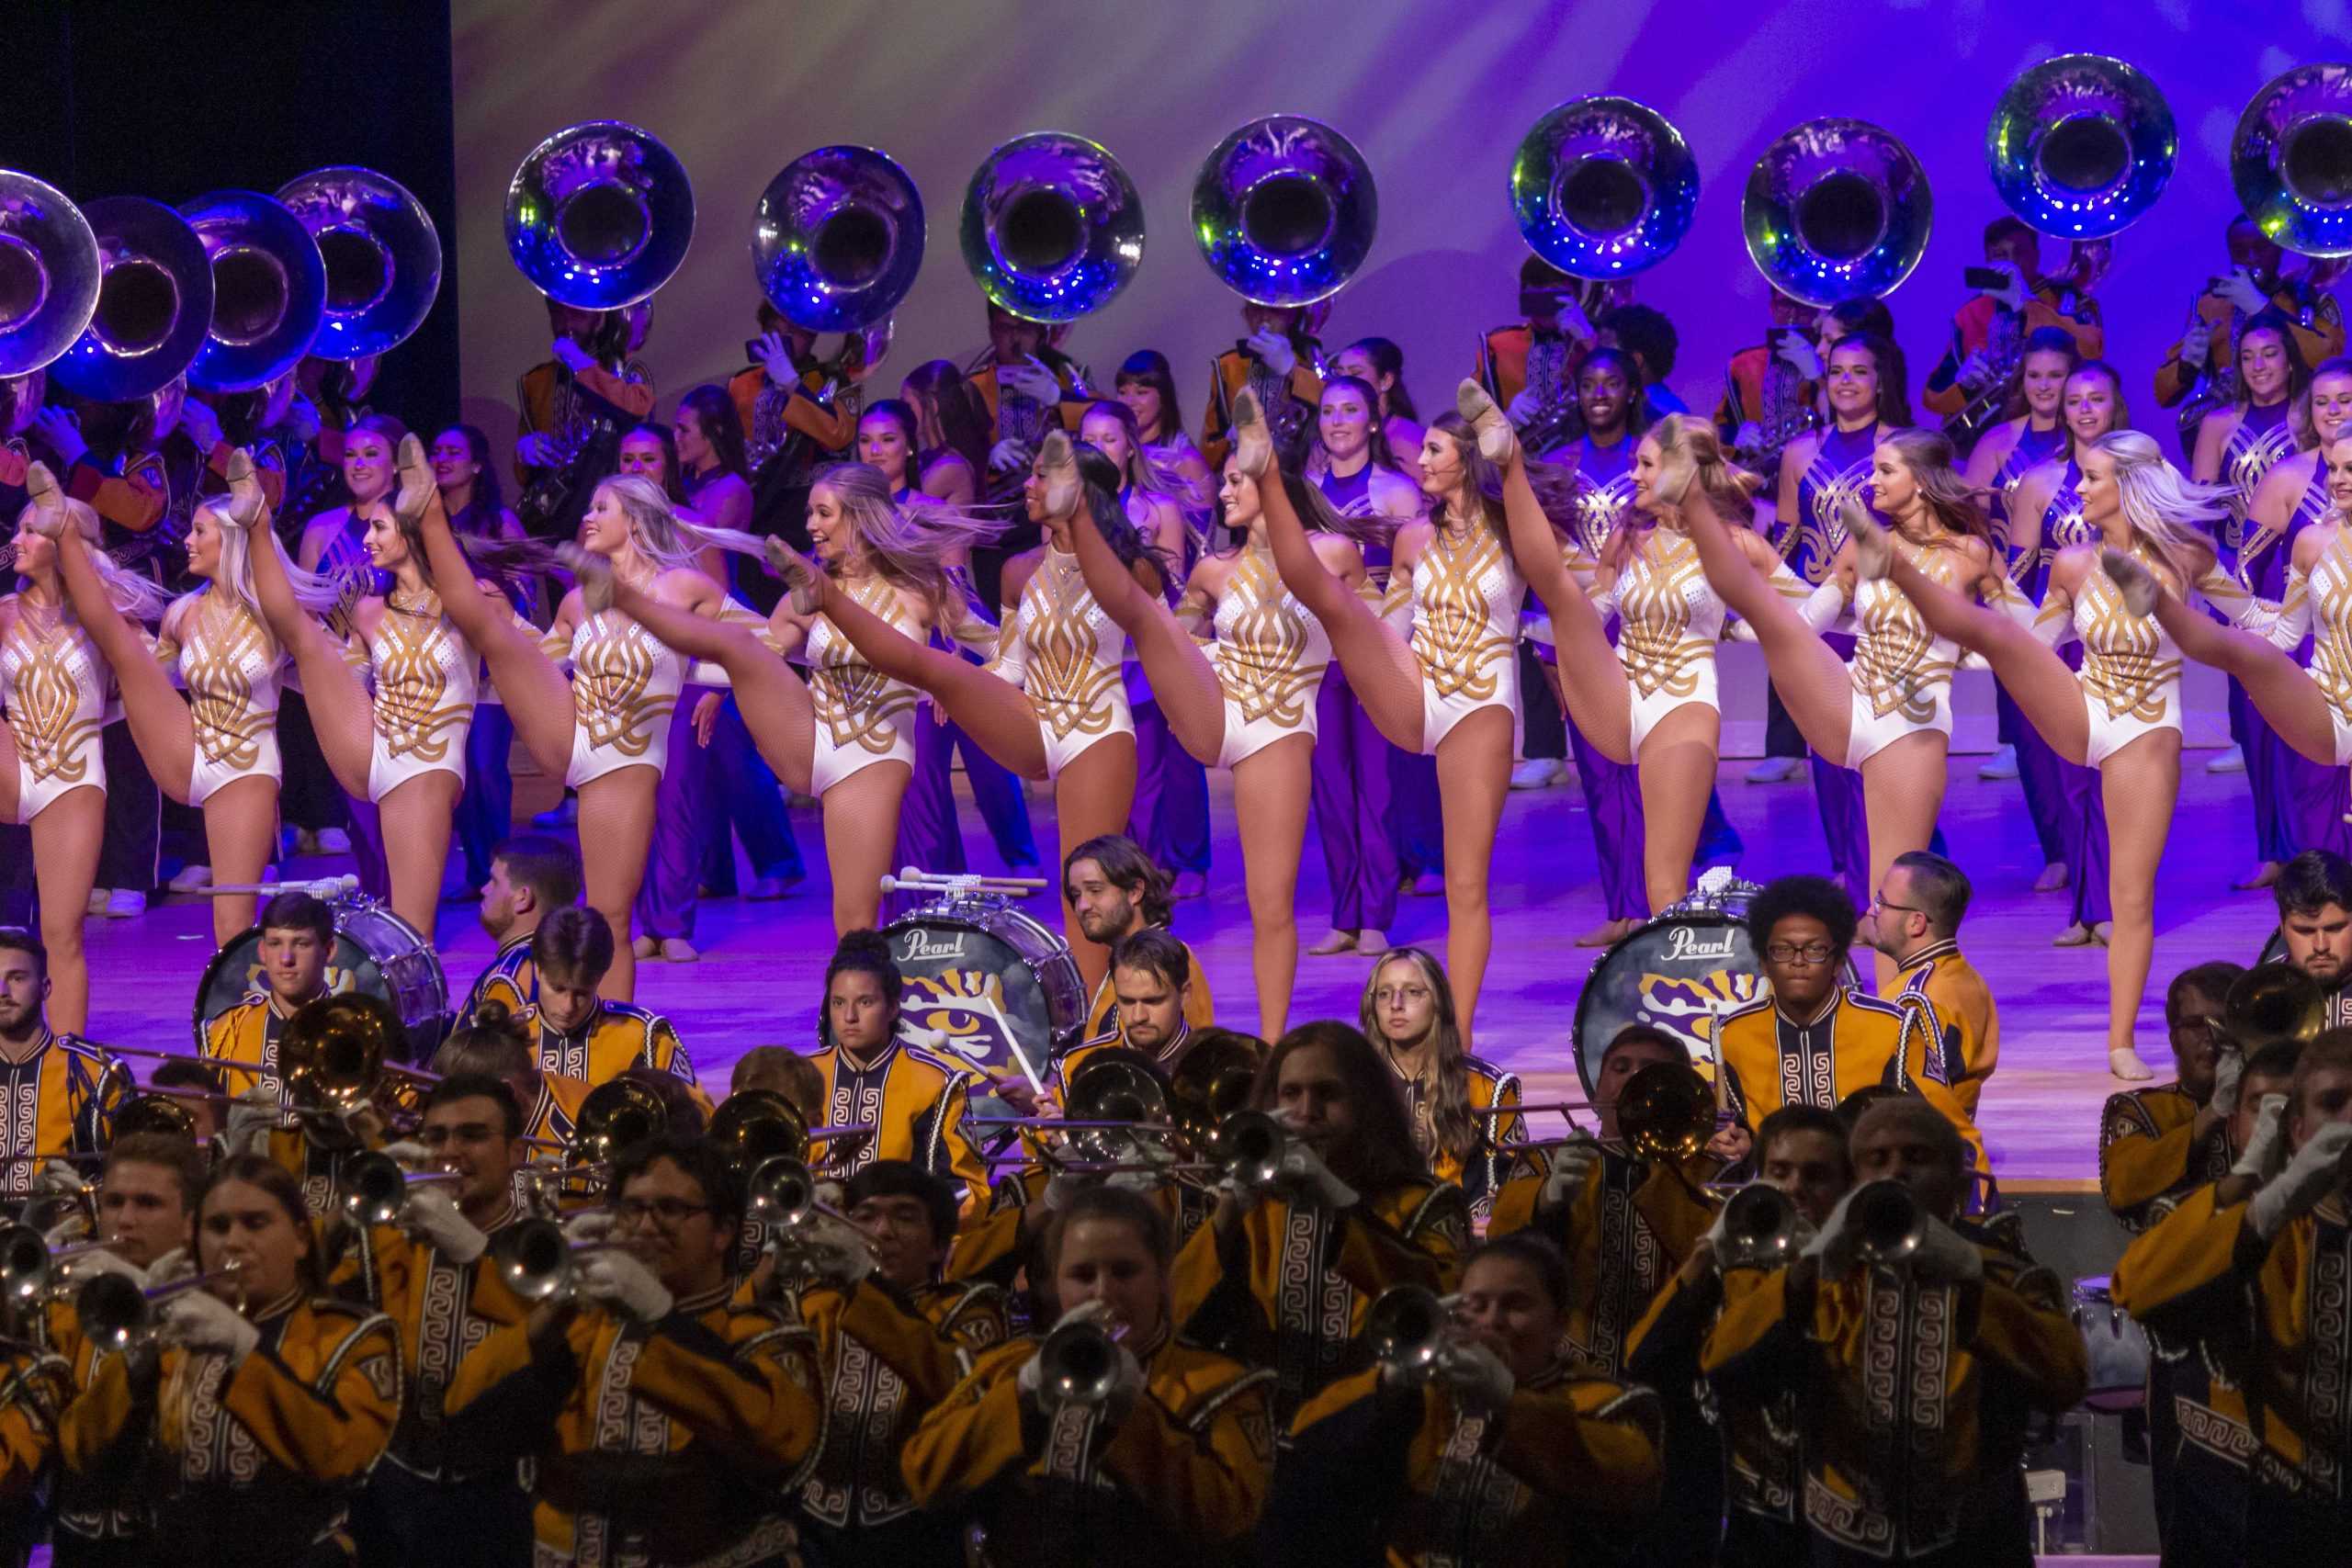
[1387,517,1525,754]
[0,598,109,824]
[158,591,285,806]
[2268,526,2352,763]
[989,547,1130,780]
[361,587,481,801]
[560,606,684,788]
[1205,546,1330,769]
[1841,538,1967,769]
[801,573,922,794]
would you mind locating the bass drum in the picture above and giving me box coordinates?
[1572,874,1856,1096]
[190,894,449,1064]
[884,894,1086,1075]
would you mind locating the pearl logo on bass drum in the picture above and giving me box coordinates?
[898,929,971,964]
[1662,924,1738,963]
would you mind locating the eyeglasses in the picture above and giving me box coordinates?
[1373,987,1431,1005]
[1765,942,1838,965]
[1871,891,1923,916]
[612,1197,714,1227]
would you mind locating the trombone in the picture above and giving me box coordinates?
[74,1259,245,1353]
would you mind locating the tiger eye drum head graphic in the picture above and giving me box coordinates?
[883,898,1084,1072]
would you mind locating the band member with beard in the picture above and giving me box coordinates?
[0,931,124,1201]
[1871,851,2000,1123]
[1200,299,1326,473]
[904,1184,1274,1568]
[2271,850,2352,1028]
[808,930,989,1210]
[463,835,581,1021]
[1362,945,1520,1215]
[1706,1099,2086,1564]
[1056,927,1202,1079]
[2100,962,2246,1234]
[1272,1234,1664,1568]
[1173,1022,1467,1427]
[1063,837,1213,1041]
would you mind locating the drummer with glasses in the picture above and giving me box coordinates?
[1715,875,1984,1172]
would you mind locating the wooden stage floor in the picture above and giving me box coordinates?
[74,754,2287,1186]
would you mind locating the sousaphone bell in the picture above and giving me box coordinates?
[1987,53,2176,238]
[752,144,924,333]
[507,119,695,310]
[276,166,443,359]
[0,170,98,378]
[1742,118,1933,307]
[176,188,327,391]
[1510,96,1698,281]
[1192,114,1377,306]
[2231,62,2352,257]
[961,131,1143,323]
[48,195,213,402]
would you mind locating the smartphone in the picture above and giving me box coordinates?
[744,338,764,363]
[1962,266,2009,291]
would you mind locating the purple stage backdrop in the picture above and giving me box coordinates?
[451,1,2345,456]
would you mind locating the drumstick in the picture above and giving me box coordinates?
[200,874,359,899]
[977,987,1046,1098]
[880,869,1051,894]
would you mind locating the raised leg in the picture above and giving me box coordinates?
[607,577,816,796]
[807,573,1050,781]
[2099,731,2182,1078]
[1051,735,1139,994]
[51,531,197,803]
[1432,705,1513,1045]
[240,512,373,796]
[820,761,911,935]
[200,775,280,945]
[1069,495,1227,764]
[1680,498,1854,761]
[375,771,460,941]
[1636,703,1721,913]
[28,786,103,1034]
[1232,734,1312,1037]
[576,766,660,1001]
[2143,581,2337,764]
[1886,550,2089,763]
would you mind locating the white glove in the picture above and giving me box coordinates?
[549,336,595,374]
[1244,328,1297,378]
[576,1247,674,1321]
[1908,1215,1984,1284]
[2249,1122,2352,1240]
[59,1248,146,1287]
[1556,298,1597,345]
[1773,333,1824,379]
[1504,386,1546,428]
[1272,1138,1358,1210]
[563,1207,619,1246]
[1104,1138,1180,1196]
[1538,1137,1602,1212]
[1800,1183,1865,1277]
[1980,262,2027,312]
[224,1085,279,1157]
[2210,1046,2245,1119]
[2177,321,2212,371]
[1731,421,1764,455]
[378,1140,432,1168]
[998,355,1064,406]
[2214,268,2269,315]
[1041,1168,1092,1213]
[160,1290,260,1364]
[1433,1340,1516,1413]
[2230,1093,2290,1182]
[1954,350,1998,392]
[401,1185,488,1264]
[146,1247,191,1286]
[515,432,562,468]
[988,437,1032,473]
[33,1158,85,1197]
[753,330,798,386]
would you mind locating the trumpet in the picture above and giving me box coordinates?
[492,1216,631,1304]
[1208,1109,1289,1189]
[1612,1059,1722,1166]
[340,1151,466,1227]
[0,1224,108,1304]
[1034,1304,1131,1406]
[74,1259,245,1353]
[1848,1179,1928,1267]
[1363,1284,1459,1377]
[1713,1182,1815,1271]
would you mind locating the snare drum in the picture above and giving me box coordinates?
[884,894,1085,1077]
[190,893,449,1064]
[2072,1274,2149,1412]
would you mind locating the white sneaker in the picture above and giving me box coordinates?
[85,888,109,917]
[168,863,213,894]
[314,827,352,852]
[1510,758,1566,790]
[2205,745,2245,775]
[1745,756,1801,784]
[104,889,145,919]
[1975,744,2018,781]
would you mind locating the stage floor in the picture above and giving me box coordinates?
[75,753,2284,1186]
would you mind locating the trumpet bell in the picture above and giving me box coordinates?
[1742,118,1933,308]
[752,144,924,334]
[1065,1049,1169,1127]
[1363,1283,1450,1373]
[745,1156,817,1225]
[0,171,98,378]
[708,1089,811,1179]
[494,1216,576,1303]
[2233,62,2352,258]
[507,120,695,310]
[276,166,442,360]
[1850,1179,1926,1265]
[1987,54,2176,239]
[1209,1109,1286,1188]
[112,1092,202,1142]
[1035,1313,1126,1404]
[1166,1030,1266,1153]
[572,1077,671,1165]
[961,131,1143,323]
[2222,962,2328,1047]
[1192,114,1377,307]
[0,1224,51,1302]
[176,189,327,392]
[49,196,213,402]
[1510,96,1698,281]
[1614,1059,1717,1166]
[1717,1182,1813,1271]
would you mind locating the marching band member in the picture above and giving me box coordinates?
[1919,217,2104,434]
[2271,851,2352,1028]
[59,1156,402,1566]
[1476,255,1595,457]
[788,1160,1007,1567]
[2098,961,2245,1233]
[442,1133,822,1567]
[1329,336,1428,487]
[729,302,864,526]
[332,1074,535,1567]
[902,1183,1274,1567]
[1272,1233,1664,1568]
[808,929,989,1209]
[1057,927,1202,1075]
[1871,850,2001,1123]
[513,908,697,1092]
[1860,431,2271,1079]
[1057,838,1215,1039]
[2154,213,2346,425]
[1702,1098,2087,1564]
[426,1003,592,1168]
[2114,1031,2352,1555]
[198,890,336,1102]
[0,930,121,1201]
[0,1340,68,1568]
[1716,287,1823,484]
[464,833,581,1021]
[1360,946,1520,1214]
[1715,876,1984,1167]
[1172,1021,1468,1426]
[970,305,1091,489]
[513,301,655,499]
[1114,350,1216,501]
[1199,299,1324,472]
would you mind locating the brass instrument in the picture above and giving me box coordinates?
[1207,1109,1288,1189]
[2220,962,2329,1048]
[1612,1059,1720,1165]
[507,120,694,310]
[1714,1181,1814,1271]
[74,1258,244,1353]
[1741,118,1932,309]
[0,1224,107,1304]
[962,131,1143,323]
[569,1077,671,1166]
[1363,1284,1457,1377]
[275,166,442,360]
[2232,63,2352,260]
[340,1150,465,1227]
[0,169,100,378]
[1510,96,1698,284]
[277,992,441,1117]
[112,1090,205,1141]
[1192,114,1376,308]
[1166,1032,1265,1154]
[709,1088,812,1177]
[48,194,210,408]
[754,143,923,335]
[1034,1303,1130,1405]
[490,1216,628,1303]
[1849,1179,1928,1267]
[176,188,327,392]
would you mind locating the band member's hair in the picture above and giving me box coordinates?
[621,1066,707,1138]
[533,907,616,984]
[1876,430,1996,547]
[2237,308,2314,417]
[859,398,923,476]
[433,999,537,1079]
[1756,1103,1855,1185]
[1824,333,1913,428]
[1822,297,1895,346]
[2165,961,2249,1030]
[2276,849,2352,920]
[1519,254,1573,290]
[1080,398,1189,503]
[1040,1182,1171,1274]
[1462,1232,1570,1312]
[2019,325,2082,374]
[2091,429,2235,586]
[104,1132,209,1210]
[1313,375,1408,476]
[1597,302,1679,385]
[1646,415,1762,527]
[1747,874,1859,957]
[12,491,169,621]
[843,1159,960,1247]
[729,1047,825,1121]
[1111,927,1191,993]
[807,459,1004,614]
[618,422,689,502]
[1834,1084,1902,1129]
[150,1058,225,1098]
[1850,1093,1968,1179]
[421,1072,525,1139]
[1575,345,1651,438]
[1212,466,1361,556]
[1888,849,1972,935]
[202,1154,325,1291]
[1339,337,1420,423]
[588,471,769,578]
[676,383,752,485]
[0,928,42,981]
[822,930,903,1046]
[1113,350,1193,445]
[1252,1021,1430,1189]
[1360,947,1474,1168]
[1599,1023,1685,1071]
[1983,214,2037,254]
[345,412,411,460]
[257,891,335,946]
[492,834,583,912]
[899,358,995,478]
[609,1131,741,1226]
[1063,835,1172,931]
[436,424,509,536]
